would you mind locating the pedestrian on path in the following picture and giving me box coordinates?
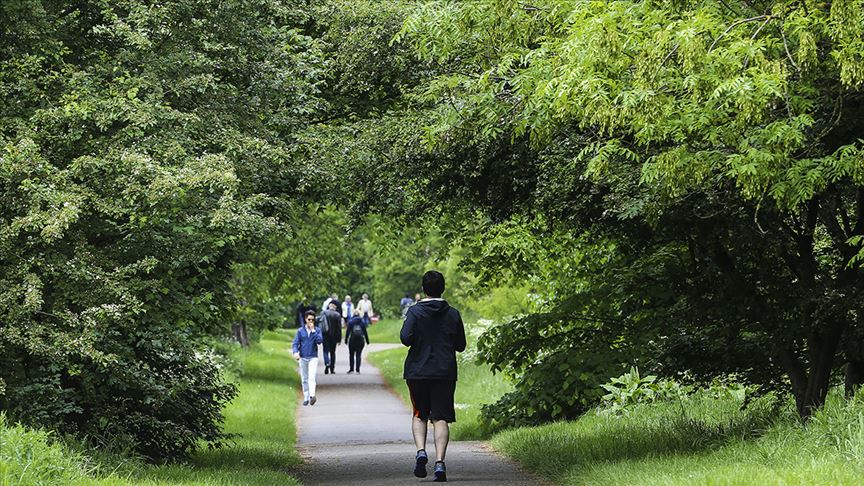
[400,271,466,482]
[341,295,354,326]
[345,310,370,374]
[322,293,339,311]
[400,293,413,317]
[357,293,374,326]
[296,298,315,329]
[321,301,342,374]
[293,310,323,406]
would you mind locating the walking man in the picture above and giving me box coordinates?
[400,271,466,482]
[321,301,342,374]
[322,293,339,311]
[292,310,323,406]
[345,310,370,374]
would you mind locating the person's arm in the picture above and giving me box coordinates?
[344,322,350,345]
[314,328,323,345]
[363,324,370,345]
[292,330,301,357]
[400,310,416,346]
[454,312,467,352]
[369,301,374,318]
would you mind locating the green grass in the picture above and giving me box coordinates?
[366,318,403,344]
[1,329,302,486]
[367,322,513,440]
[491,390,864,485]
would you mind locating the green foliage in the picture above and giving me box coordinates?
[0,0,326,460]
[363,0,864,423]
[0,331,303,485]
[600,367,688,415]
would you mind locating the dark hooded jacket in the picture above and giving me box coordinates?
[322,308,342,342]
[400,299,466,380]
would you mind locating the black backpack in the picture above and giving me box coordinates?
[317,313,329,334]
[351,322,364,341]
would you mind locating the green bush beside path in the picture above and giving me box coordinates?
[1,330,301,486]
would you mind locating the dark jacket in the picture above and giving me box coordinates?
[292,326,323,358]
[345,316,369,345]
[322,309,342,341]
[400,299,466,380]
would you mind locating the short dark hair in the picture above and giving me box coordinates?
[304,310,317,318]
[422,271,445,298]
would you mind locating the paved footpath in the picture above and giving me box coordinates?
[292,342,543,485]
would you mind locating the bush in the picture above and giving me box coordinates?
[2,330,236,461]
[599,367,689,415]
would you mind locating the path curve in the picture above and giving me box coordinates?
[293,342,541,485]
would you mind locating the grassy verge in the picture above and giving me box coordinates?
[366,318,402,344]
[491,390,864,485]
[367,322,513,440]
[1,329,302,486]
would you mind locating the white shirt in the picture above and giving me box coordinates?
[357,298,373,317]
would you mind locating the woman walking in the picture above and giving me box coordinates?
[345,311,370,374]
[293,310,323,405]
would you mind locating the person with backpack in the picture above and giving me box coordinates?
[400,293,414,318]
[292,310,323,406]
[319,301,342,374]
[345,310,370,374]
[400,271,466,482]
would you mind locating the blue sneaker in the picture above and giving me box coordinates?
[433,461,446,482]
[413,449,428,478]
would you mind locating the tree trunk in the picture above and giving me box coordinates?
[780,321,846,419]
[232,322,250,348]
[845,360,864,398]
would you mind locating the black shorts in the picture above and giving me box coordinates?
[406,379,457,423]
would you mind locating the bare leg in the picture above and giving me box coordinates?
[432,420,449,461]
[412,416,428,451]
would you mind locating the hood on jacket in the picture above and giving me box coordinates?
[412,299,451,317]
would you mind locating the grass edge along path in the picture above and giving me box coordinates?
[491,390,864,486]
[1,329,302,486]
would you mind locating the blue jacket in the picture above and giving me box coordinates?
[292,327,323,358]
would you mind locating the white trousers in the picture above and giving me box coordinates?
[299,357,318,401]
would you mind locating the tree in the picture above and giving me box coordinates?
[0,0,327,459]
[373,0,864,419]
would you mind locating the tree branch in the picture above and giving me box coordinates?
[708,15,770,53]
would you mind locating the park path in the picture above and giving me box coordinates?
[293,342,540,485]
